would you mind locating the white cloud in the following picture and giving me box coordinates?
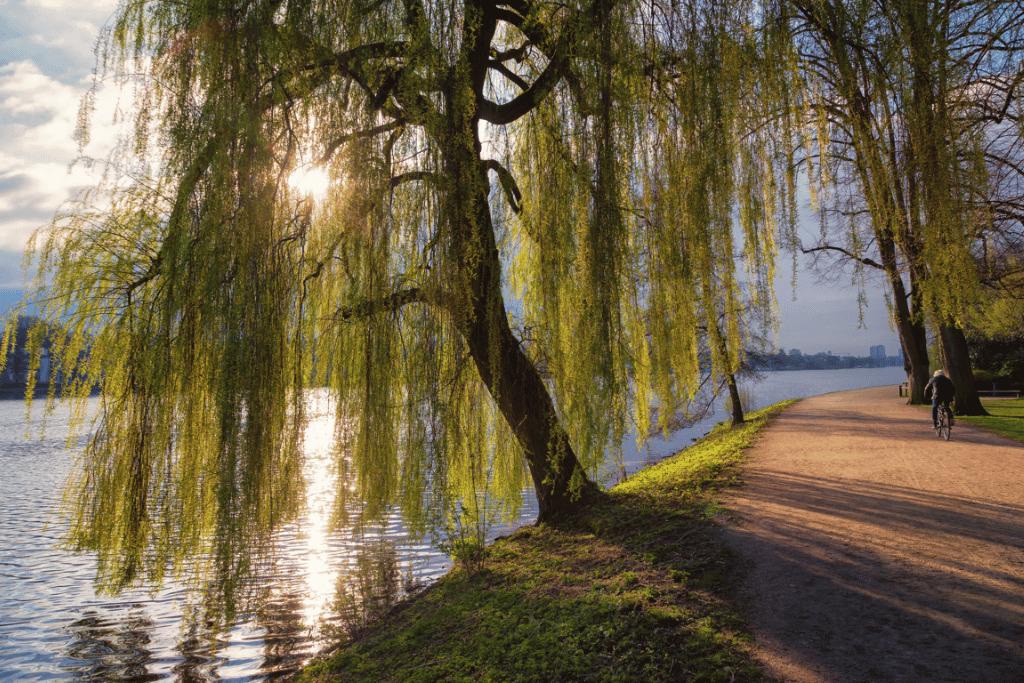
[0,62,78,116]
[1,0,123,294]
[0,0,131,256]
[25,0,115,11]
[0,60,127,250]
[2,0,118,81]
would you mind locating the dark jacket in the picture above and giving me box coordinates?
[924,375,956,402]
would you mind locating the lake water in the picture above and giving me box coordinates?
[0,366,905,682]
[622,366,908,465]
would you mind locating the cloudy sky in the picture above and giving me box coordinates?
[0,0,901,357]
[1,0,120,302]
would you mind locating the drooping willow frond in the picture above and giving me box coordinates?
[14,0,789,612]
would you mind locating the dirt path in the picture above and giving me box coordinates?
[722,385,1024,683]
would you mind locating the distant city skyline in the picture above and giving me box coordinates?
[779,345,901,359]
[771,264,900,357]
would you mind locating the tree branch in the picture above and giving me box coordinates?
[492,43,531,64]
[333,288,429,321]
[320,120,407,164]
[479,0,602,124]
[488,59,530,91]
[483,159,523,213]
[264,29,441,126]
[389,171,441,190]
[801,243,884,270]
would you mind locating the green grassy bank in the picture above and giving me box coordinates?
[959,397,1024,442]
[292,401,796,683]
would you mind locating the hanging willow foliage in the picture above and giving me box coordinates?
[13,0,789,605]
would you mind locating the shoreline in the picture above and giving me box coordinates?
[0,385,101,400]
[288,400,799,683]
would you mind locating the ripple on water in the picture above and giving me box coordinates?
[0,396,509,682]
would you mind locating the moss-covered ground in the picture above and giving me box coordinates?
[959,397,1024,442]
[291,401,797,683]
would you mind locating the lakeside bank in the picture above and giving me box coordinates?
[290,400,798,683]
[291,391,1024,683]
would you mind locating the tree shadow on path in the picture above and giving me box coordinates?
[721,387,1024,683]
[726,471,1024,683]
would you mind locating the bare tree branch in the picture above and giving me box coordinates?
[800,242,884,270]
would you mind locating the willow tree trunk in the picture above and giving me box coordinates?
[453,153,597,521]
[899,317,931,405]
[880,238,930,404]
[444,14,597,521]
[938,323,987,416]
[726,372,744,425]
[899,5,986,417]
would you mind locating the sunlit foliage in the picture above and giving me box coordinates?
[12,0,786,606]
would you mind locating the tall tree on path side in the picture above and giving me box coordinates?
[763,0,1024,413]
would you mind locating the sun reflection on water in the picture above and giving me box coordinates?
[296,392,344,648]
[260,389,521,670]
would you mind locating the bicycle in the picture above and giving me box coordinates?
[934,404,953,441]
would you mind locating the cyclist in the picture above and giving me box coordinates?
[924,370,957,429]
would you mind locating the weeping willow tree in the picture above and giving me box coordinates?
[764,0,1024,413]
[15,0,784,604]
[765,0,937,403]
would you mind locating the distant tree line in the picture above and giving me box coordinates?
[1,316,47,388]
[751,349,904,372]
[1,315,90,394]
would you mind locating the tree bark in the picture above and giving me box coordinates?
[879,236,930,404]
[726,372,745,425]
[456,166,599,520]
[938,322,988,416]
[443,8,598,521]
[899,314,931,405]
[465,304,600,520]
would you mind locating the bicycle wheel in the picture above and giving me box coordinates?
[939,411,952,441]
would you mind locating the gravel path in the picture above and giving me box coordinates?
[722,385,1024,683]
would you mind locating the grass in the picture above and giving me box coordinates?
[291,401,797,683]
[959,397,1024,442]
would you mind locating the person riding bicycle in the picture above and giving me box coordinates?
[924,370,956,428]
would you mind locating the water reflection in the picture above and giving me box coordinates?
[171,621,217,683]
[331,539,414,638]
[0,393,463,682]
[296,399,341,641]
[257,592,311,679]
[64,610,160,682]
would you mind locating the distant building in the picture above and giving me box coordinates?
[869,345,886,360]
[39,349,50,383]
